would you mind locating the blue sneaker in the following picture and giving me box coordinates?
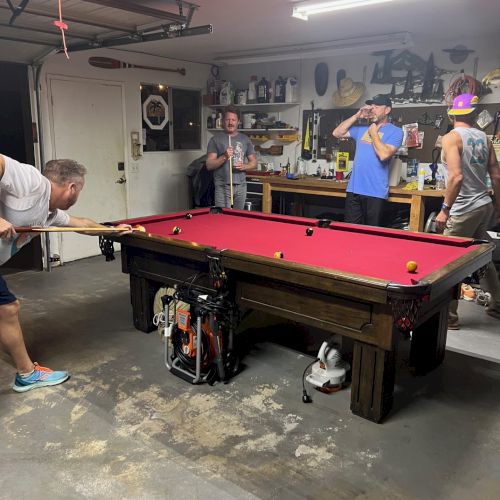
[12,362,69,393]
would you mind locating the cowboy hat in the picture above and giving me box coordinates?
[332,78,365,107]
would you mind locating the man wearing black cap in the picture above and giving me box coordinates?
[332,95,403,226]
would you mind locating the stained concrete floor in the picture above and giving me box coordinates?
[1,255,500,499]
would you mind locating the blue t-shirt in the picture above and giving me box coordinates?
[347,123,403,199]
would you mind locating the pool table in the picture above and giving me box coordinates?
[103,208,493,422]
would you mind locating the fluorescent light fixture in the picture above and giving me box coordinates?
[214,32,412,65]
[292,0,396,20]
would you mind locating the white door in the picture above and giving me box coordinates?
[48,77,127,262]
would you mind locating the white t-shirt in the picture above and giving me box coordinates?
[0,155,70,266]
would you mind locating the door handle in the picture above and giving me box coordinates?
[116,175,126,184]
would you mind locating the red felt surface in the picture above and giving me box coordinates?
[123,209,476,285]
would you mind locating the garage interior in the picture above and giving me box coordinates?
[1,1,500,498]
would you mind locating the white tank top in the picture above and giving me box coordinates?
[443,127,491,216]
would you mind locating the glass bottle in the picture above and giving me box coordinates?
[257,77,269,103]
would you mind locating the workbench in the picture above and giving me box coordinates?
[258,176,445,232]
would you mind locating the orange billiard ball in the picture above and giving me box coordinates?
[172,226,182,235]
[274,251,284,259]
[406,260,418,273]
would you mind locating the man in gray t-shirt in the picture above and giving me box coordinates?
[206,106,257,209]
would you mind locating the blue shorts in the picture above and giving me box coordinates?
[0,276,17,305]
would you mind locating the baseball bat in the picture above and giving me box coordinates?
[88,56,186,76]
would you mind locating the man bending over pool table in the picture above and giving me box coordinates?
[0,153,130,392]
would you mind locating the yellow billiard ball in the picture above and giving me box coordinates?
[133,225,146,233]
[274,251,284,259]
[172,226,181,235]
[406,260,418,273]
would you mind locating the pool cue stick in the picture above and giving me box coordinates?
[228,134,234,208]
[14,226,138,233]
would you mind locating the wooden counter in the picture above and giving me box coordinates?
[258,176,445,232]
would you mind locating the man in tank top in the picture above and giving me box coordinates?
[436,93,500,328]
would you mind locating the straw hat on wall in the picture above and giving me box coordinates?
[332,78,365,107]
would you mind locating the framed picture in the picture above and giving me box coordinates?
[142,94,168,130]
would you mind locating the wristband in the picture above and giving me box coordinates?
[441,203,450,212]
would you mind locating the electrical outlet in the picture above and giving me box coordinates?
[129,162,139,173]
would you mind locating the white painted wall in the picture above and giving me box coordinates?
[38,48,210,219]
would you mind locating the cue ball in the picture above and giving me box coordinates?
[185,213,193,219]
[306,227,314,236]
[274,251,284,259]
[406,260,418,273]
[172,226,181,235]
[133,225,146,233]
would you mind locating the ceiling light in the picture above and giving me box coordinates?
[292,0,397,20]
[214,32,412,65]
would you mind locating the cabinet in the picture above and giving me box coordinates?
[206,102,300,142]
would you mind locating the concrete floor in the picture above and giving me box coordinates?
[1,255,500,499]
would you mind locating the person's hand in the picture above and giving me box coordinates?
[368,122,379,139]
[233,162,246,171]
[0,218,16,239]
[357,105,371,119]
[225,147,233,160]
[115,223,133,235]
[435,210,449,233]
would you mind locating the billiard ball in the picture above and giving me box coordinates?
[406,260,418,273]
[133,225,146,232]
[306,227,314,236]
[185,213,193,219]
[172,226,182,235]
[274,251,284,259]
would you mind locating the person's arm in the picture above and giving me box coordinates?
[435,132,463,232]
[332,107,368,138]
[487,138,500,220]
[67,215,131,235]
[367,124,399,161]
[0,154,5,179]
[206,150,231,171]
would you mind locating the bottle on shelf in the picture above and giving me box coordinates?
[435,173,446,190]
[207,113,213,129]
[215,112,223,129]
[285,77,299,103]
[274,76,286,103]
[257,77,269,103]
[248,75,258,104]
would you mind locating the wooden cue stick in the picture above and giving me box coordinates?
[15,226,136,233]
[228,134,234,208]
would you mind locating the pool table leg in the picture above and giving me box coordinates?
[129,274,158,333]
[409,304,449,375]
[350,340,396,423]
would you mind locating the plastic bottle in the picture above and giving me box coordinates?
[248,75,258,103]
[274,76,286,103]
[285,77,299,103]
[257,77,269,103]
[435,174,445,190]
[215,113,223,129]
[417,164,425,191]
[207,113,213,129]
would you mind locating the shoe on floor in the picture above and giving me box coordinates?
[485,307,500,320]
[448,321,460,330]
[461,284,476,301]
[12,362,69,393]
